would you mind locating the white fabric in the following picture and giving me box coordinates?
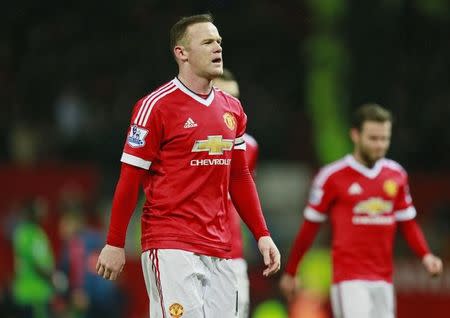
[304,207,327,222]
[121,152,151,170]
[395,206,417,221]
[141,249,238,318]
[230,258,249,318]
[173,77,215,106]
[234,135,246,151]
[330,280,395,318]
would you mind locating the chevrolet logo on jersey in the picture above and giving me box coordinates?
[192,135,234,155]
[354,197,393,216]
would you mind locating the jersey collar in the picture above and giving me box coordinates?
[173,77,215,106]
[345,154,384,179]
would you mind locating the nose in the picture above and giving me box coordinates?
[214,41,222,53]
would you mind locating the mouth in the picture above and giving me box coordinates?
[212,57,222,64]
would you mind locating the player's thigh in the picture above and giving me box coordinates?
[141,249,207,317]
[369,282,395,318]
[204,257,239,318]
[331,281,372,318]
[230,258,250,318]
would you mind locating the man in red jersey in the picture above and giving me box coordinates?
[214,68,259,318]
[280,104,442,318]
[95,14,280,318]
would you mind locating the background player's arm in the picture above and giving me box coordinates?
[394,175,443,276]
[280,172,335,301]
[398,220,443,275]
[279,220,322,302]
[229,149,281,276]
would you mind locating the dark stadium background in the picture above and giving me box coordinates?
[1,1,449,317]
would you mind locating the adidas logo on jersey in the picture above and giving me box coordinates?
[348,182,362,195]
[184,117,198,128]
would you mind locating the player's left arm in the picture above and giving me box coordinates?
[230,149,280,276]
[229,106,280,277]
[395,175,443,276]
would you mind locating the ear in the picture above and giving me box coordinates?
[174,45,188,62]
[350,128,359,144]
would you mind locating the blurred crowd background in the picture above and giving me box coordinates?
[1,0,449,317]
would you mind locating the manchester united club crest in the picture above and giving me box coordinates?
[383,179,398,198]
[169,303,184,318]
[223,112,237,130]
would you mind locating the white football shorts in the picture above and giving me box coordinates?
[330,280,395,318]
[141,249,239,318]
[229,258,249,318]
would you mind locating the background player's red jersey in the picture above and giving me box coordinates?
[121,78,247,258]
[229,133,259,259]
[305,155,416,283]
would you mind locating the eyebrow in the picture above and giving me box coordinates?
[201,37,222,44]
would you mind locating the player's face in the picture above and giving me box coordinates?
[351,121,392,165]
[183,22,223,79]
[213,78,239,98]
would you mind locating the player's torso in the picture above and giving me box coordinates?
[331,167,403,231]
[329,161,405,282]
[140,84,243,256]
[145,89,240,203]
[157,91,238,167]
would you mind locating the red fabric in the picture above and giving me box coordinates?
[68,238,85,288]
[121,78,249,257]
[305,155,414,283]
[106,163,145,247]
[244,134,259,176]
[228,133,259,259]
[229,150,269,241]
[284,220,321,275]
[398,219,430,258]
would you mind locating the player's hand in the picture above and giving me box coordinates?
[96,244,125,280]
[279,273,300,302]
[422,253,443,277]
[258,236,281,277]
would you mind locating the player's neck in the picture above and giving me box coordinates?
[177,72,213,95]
[352,151,373,168]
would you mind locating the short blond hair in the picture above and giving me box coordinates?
[169,14,214,51]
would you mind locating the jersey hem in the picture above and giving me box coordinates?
[333,276,393,284]
[142,238,232,258]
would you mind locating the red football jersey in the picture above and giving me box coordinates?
[305,155,416,283]
[229,133,259,259]
[120,78,247,258]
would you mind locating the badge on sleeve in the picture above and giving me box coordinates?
[127,125,148,148]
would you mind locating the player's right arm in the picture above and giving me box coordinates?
[280,169,336,301]
[96,96,165,280]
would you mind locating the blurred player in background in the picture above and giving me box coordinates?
[12,198,55,318]
[59,207,123,318]
[214,68,259,318]
[96,14,280,318]
[280,104,443,318]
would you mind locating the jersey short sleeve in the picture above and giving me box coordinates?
[233,101,248,151]
[120,98,164,170]
[394,173,416,222]
[304,170,337,223]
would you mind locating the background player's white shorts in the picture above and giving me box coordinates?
[330,280,395,318]
[141,249,238,318]
[229,258,249,318]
